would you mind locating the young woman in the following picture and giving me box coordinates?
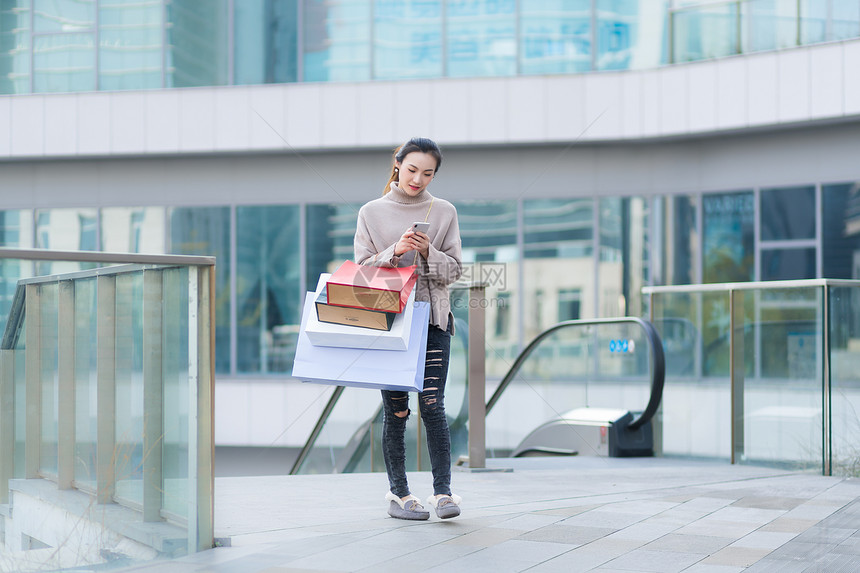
[354,137,463,520]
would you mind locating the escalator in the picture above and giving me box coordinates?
[291,316,665,474]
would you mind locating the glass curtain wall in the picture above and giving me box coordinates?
[302,0,371,82]
[453,200,518,378]
[168,207,230,373]
[236,205,301,374]
[599,196,650,318]
[99,0,163,90]
[0,0,31,93]
[166,0,229,87]
[373,0,442,79]
[234,0,298,85]
[32,0,96,92]
[522,198,594,341]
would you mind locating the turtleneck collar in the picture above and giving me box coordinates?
[387,182,433,205]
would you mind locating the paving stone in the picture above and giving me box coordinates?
[443,526,522,547]
[758,517,820,533]
[730,496,807,510]
[793,526,855,544]
[701,546,772,567]
[681,564,745,573]
[729,530,798,550]
[642,533,734,554]
[601,548,705,573]
[519,524,616,545]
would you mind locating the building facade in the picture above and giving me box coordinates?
[2,0,860,449]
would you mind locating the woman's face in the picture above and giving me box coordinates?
[396,151,437,197]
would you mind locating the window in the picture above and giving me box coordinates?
[702,192,754,283]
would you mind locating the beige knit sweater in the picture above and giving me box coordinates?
[354,183,463,333]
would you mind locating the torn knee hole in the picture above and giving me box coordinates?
[394,410,409,418]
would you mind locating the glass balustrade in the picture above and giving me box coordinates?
[0,248,215,565]
[646,279,860,476]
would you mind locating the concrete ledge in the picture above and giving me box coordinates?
[7,478,186,556]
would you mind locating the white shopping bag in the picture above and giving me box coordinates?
[291,292,430,392]
[304,273,415,351]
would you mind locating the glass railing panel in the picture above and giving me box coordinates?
[672,3,740,63]
[741,287,821,471]
[40,282,59,476]
[162,266,190,518]
[74,277,98,489]
[486,321,655,458]
[115,272,145,506]
[652,290,731,460]
[294,386,385,475]
[828,286,860,476]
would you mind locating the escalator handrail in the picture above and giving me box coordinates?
[485,317,665,432]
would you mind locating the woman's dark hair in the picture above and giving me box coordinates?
[383,137,443,195]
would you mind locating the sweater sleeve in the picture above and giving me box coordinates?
[354,208,401,268]
[424,209,463,286]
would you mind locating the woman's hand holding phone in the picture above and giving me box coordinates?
[394,222,430,259]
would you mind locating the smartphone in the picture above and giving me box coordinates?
[412,221,430,234]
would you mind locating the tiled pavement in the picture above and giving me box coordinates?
[117,457,859,572]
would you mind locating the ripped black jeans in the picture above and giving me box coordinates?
[381,320,452,498]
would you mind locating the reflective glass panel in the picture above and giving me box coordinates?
[305,203,361,288]
[761,248,816,281]
[659,195,698,286]
[169,207,230,373]
[447,0,516,77]
[523,198,593,342]
[235,0,298,84]
[33,0,94,32]
[702,191,754,283]
[162,266,189,517]
[742,0,799,53]
[452,200,517,379]
[597,0,641,71]
[236,205,301,374]
[33,33,96,92]
[114,272,144,506]
[520,0,591,74]
[74,277,97,489]
[101,207,166,254]
[0,0,31,94]
[99,0,163,90]
[373,0,441,80]
[302,0,371,82]
[760,185,815,241]
[165,0,228,87]
[823,182,860,279]
[599,196,650,318]
[829,285,860,476]
[742,287,821,471]
[672,3,739,62]
[830,0,860,41]
[651,289,730,459]
[35,208,99,276]
[0,210,34,323]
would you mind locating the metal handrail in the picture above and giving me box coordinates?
[0,247,215,266]
[643,278,860,294]
[485,317,666,432]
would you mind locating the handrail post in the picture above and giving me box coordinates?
[142,270,164,521]
[57,280,75,489]
[0,349,14,502]
[97,275,117,503]
[730,288,745,465]
[822,285,831,476]
[25,284,41,479]
[468,283,487,469]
